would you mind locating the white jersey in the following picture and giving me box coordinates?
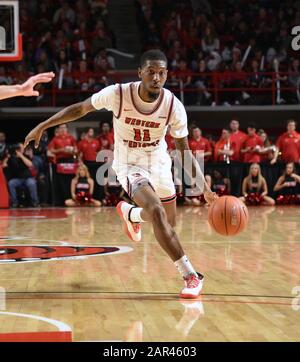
[91,81,188,164]
[91,81,188,200]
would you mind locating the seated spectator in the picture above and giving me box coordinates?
[214,128,235,163]
[7,143,39,208]
[210,169,231,196]
[273,162,300,204]
[229,119,247,162]
[274,119,300,163]
[102,166,128,206]
[241,124,264,163]
[257,129,277,164]
[288,59,300,104]
[201,24,220,54]
[97,121,114,150]
[65,165,101,207]
[193,60,212,105]
[73,60,95,91]
[24,147,49,206]
[188,126,212,162]
[240,163,275,205]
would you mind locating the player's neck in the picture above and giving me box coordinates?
[138,83,160,103]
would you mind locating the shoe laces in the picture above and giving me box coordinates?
[185,274,200,289]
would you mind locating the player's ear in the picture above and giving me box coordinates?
[138,67,142,79]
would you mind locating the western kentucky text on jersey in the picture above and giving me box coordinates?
[123,140,160,148]
[124,117,160,128]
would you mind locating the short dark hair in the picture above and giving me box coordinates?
[247,124,256,129]
[287,119,297,126]
[140,49,167,68]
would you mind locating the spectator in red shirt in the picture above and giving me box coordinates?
[48,124,78,205]
[188,126,212,162]
[214,128,235,163]
[229,119,247,162]
[165,126,176,153]
[78,128,101,162]
[274,120,300,163]
[241,124,264,163]
[97,121,114,151]
[78,127,104,202]
[48,124,77,162]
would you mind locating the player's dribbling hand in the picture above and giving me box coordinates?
[204,191,218,206]
[24,127,44,149]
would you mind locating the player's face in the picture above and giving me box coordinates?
[139,60,168,99]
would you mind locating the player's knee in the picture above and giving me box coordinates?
[168,216,176,227]
[148,203,166,224]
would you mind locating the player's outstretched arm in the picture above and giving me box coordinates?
[24,97,95,148]
[0,72,55,101]
[175,136,217,205]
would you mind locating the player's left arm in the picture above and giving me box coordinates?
[0,72,54,101]
[174,136,217,205]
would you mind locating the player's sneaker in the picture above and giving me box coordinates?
[116,201,141,242]
[180,272,204,299]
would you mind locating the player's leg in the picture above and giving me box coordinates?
[161,198,177,227]
[132,184,204,298]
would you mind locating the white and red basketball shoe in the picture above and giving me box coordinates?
[116,201,142,242]
[180,272,204,299]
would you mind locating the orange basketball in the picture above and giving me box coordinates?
[208,196,249,236]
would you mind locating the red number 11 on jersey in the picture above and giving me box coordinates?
[133,129,151,142]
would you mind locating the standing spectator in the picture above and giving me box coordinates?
[165,126,176,153]
[241,124,264,163]
[288,59,300,104]
[274,120,300,163]
[48,124,78,205]
[78,128,101,163]
[257,129,277,164]
[0,132,8,162]
[214,128,234,163]
[7,143,39,208]
[78,127,102,200]
[188,126,212,162]
[229,119,247,162]
[97,121,114,150]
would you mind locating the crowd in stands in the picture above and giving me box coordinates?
[137,0,300,105]
[1,0,114,96]
[1,0,300,106]
[1,118,300,208]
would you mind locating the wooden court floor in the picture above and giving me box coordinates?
[0,205,299,342]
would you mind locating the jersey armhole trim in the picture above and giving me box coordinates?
[165,93,174,126]
[114,84,123,119]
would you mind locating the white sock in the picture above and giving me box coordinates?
[128,206,146,223]
[174,255,197,278]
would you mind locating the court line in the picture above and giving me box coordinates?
[4,291,294,299]
[3,296,293,306]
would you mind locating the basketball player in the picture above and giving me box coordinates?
[0,72,55,100]
[24,50,217,299]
